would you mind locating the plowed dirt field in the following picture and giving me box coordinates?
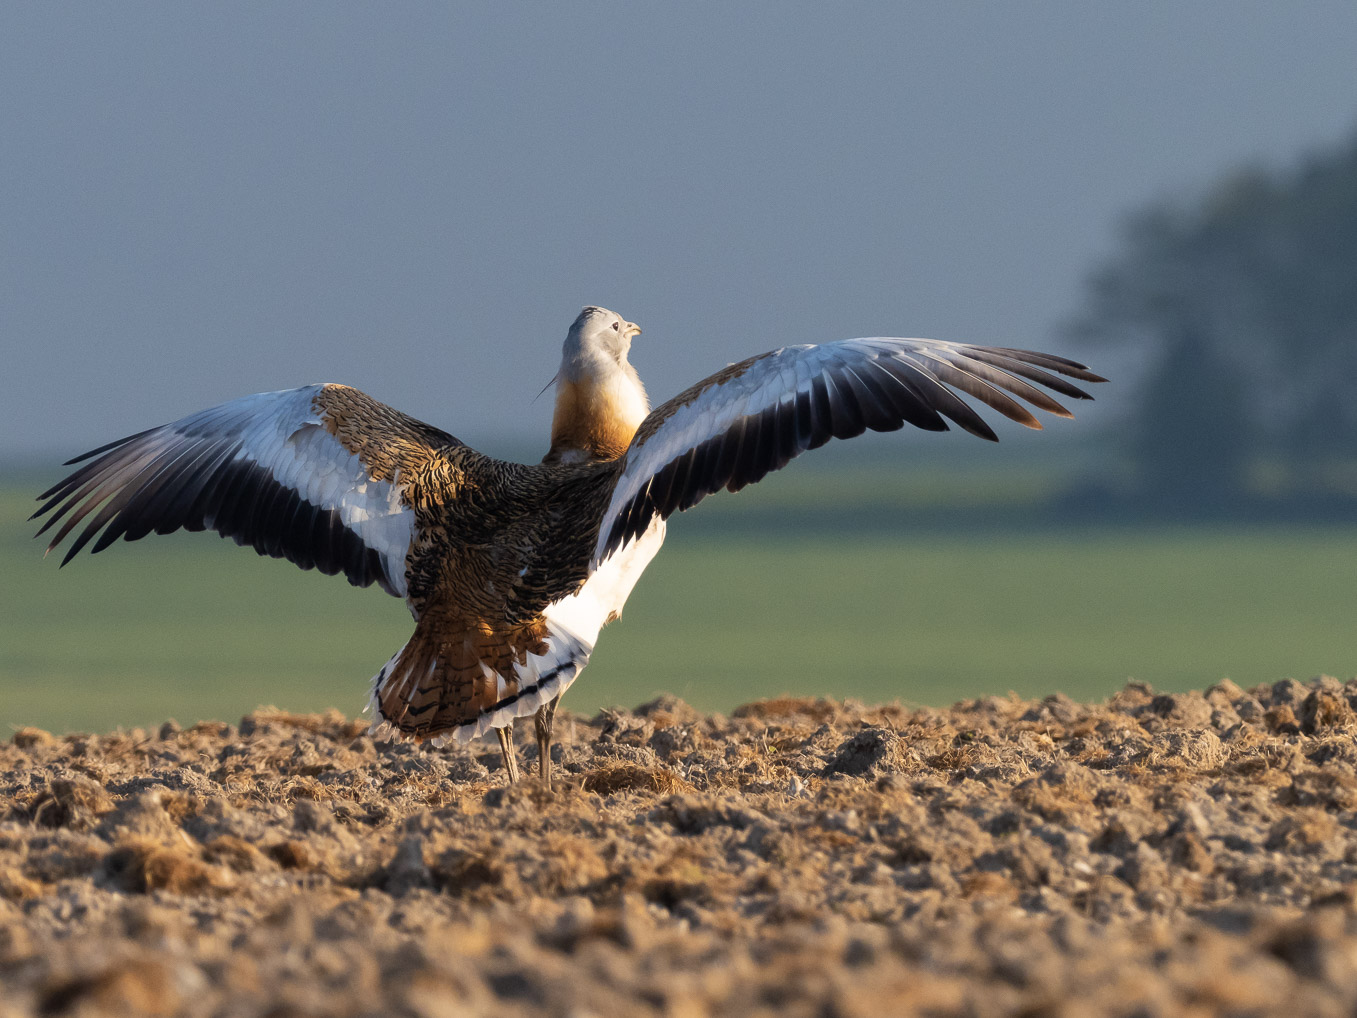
[5,677,1357,1016]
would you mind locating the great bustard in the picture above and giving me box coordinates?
[34,306,1105,786]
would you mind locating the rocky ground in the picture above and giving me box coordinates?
[5,677,1357,1016]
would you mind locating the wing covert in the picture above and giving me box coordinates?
[33,384,461,597]
[595,338,1105,561]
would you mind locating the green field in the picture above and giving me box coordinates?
[3,468,1355,736]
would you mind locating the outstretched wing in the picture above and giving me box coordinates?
[33,384,460,598]
[596,338,1105,560]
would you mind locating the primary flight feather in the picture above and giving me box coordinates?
[34,306,1106,786]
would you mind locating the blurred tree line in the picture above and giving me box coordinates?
[1068,129,1357,515]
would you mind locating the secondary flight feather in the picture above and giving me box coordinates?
[34,306,1106,786]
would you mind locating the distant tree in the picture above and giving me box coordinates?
[1067,130,1357,507]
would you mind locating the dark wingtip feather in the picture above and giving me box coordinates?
[952,411,999,442]
[62,428,158,466]
[35,478,72,503]
[989,347,1108,386]
[1062,365,1107,386]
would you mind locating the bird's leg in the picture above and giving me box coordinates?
[495,723,520,784]
[535,695,560,790]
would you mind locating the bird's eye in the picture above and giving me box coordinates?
[611,322,620,331]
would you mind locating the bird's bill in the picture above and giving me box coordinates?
[623,322,642,339]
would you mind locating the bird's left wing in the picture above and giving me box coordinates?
[33,384,461,598]
[596,338,1105,561]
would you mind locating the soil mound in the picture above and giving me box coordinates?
[5,678,1357,1016]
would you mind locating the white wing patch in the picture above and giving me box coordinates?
[549,519,666,645]
[35,384,419,598]
[282,423,415,596]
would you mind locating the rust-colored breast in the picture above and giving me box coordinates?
[548,380,641,463]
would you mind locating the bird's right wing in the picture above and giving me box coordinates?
[595,338,1105,561]
[33,384,461,598]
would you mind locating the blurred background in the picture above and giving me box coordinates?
[3,3,1356,734]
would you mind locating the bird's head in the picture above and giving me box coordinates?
[564,306,642,369]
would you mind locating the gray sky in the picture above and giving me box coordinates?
[5,2,1357,462]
